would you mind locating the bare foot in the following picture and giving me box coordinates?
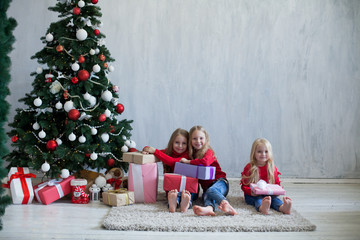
[259,196,271,215]
[279,196,292,214]
[218,200,238,215]
[180,190,191,213]
[168,190,178,213]
[193,205,215,216]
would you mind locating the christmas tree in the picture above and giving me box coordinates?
[0,0,17,230]
[5,0,135,179]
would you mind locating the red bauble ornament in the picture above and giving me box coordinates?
[71,77,79,84]
[56,45,64,52]
[91,0,98,4]
[94,29,100,36]
[78,69,89,81]
[107,158,115,167]
[98,54,105,61]
[68,109,80,121]
[85,153,90,158]
[78,55,85,63]
[116,104,124,114]
[104,62,108,68]
[73,7,81,15]
[11,136,18,143]
[129,148,137,152]
[46,140,58,151]
[99,114,106,122]
[110,125,115,133]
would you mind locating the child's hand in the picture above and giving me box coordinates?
[251,190,258,197]
[142,146,155,154]
[180,158,191,164]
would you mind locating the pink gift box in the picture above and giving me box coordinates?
[33,176,75,205]
[128,163,158,203]
[250,183,285,195]
[8,167,36,204]
[163,173,198,193]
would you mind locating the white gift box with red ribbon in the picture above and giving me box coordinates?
[7,167,36,204]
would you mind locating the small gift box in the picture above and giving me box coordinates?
[123,152,159,164]
[163,173,198,193]
[102,189,135,206]
[174,162,215,180]
[8,167,36,204]
[33,176,75,205]
[128,163,158,203]
[250,180,285,195]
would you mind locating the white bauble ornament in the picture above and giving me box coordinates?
[78,135,86,143]
[76,29,88,41]
[89,49,96,55]
[95,48,100,54]
[60,169,70,179]
[101,90,112,102]
[101,133,109,143]
[33,97,42,107]
[68,132,76,141]
[38,130,46,139]
[108,65,115,72]
[104,109,111,117]
[49,80,61,94]
[122,135,127,140]
[64,101,74,112]
[90,152,98,160]
[56,138,62,145]
[121,145,129,153]
[91,128,97,135]
[95,176,106,188]
[78,0,85,7]
[55,101,63,110]
[92,64,101,73]
[33,122,40,130]
[41,162,50,172]
[129,140,136,149]
[45,33,54,42]
[89,96,96,107]
[125,140,131,146]
[36,67,43,74]
[71,63,80,71]
[83,92,91,100]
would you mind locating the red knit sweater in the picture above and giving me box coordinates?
[190,149,227,192]
[240,163,281,196]
[154,149,189,173]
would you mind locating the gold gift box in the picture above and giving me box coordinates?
[102,189,135,207]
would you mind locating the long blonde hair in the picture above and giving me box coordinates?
[164,128,189,156]
[188,126,215,160]
[244,138,276,184]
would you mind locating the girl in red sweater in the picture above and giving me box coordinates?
[143,128,196,213]
[241,138,292,215]
[180,125,237,216]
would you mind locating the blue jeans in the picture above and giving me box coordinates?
[244,194,284,212]
[176,192,198,208]
[203,178,229,211]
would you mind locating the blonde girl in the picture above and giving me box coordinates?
[180,125,237,216]
[241,138,292,214]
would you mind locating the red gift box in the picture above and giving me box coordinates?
[33,176,75,205]
[163,173,198,193]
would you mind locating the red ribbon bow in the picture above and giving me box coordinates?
[107,178,122,190]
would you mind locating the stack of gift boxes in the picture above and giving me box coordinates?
[4,154,217,207]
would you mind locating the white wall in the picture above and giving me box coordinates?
[7,0,360,178]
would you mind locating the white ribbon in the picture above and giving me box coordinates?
[35,108,53,116]
[179,175,186,192]
[131,164,144,203]
[34,179,64,203]
[256,179,273,195]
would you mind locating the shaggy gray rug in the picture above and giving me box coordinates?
[103,180,316,232]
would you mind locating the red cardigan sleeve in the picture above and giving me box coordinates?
[189,149,215,166]
[240,163,252,196]
[154,149,182,167]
